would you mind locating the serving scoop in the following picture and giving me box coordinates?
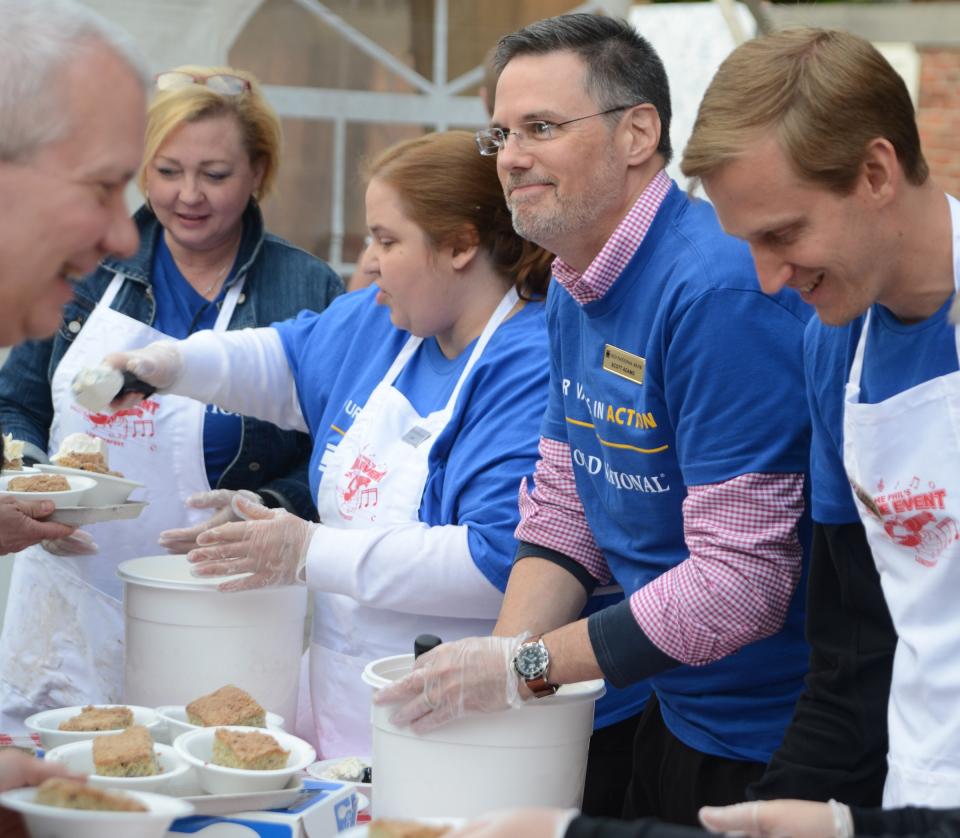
[72,365,157,412]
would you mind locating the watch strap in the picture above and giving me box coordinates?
[521,634,558,698]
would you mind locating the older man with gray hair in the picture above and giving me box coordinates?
[0,0,148,557]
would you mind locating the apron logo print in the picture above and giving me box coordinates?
[84,398,160,440]
[854,479,960,567]
[337,447,387,521]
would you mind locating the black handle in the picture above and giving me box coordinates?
[116,370,157,401]
[414,634,442,659]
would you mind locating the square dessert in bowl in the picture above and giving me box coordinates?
[36,432,143,505]
[0,473,96,507]
[156,684,284,743]
[173,725,315,794]
[44,729,190,794]
[25,704,162,750]
[0,778,193,838]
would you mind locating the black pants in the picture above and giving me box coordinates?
[582,712,643,817]
[623,694,766,826]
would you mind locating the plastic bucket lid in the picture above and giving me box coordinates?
[117,555,250,591]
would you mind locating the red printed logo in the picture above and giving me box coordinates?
[337,446,387,522]
[77,398,160,441]
[853,477,960,567]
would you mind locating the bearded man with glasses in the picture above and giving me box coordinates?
[376,13,813,825]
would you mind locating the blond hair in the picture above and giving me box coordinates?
[139,64,281,200]
[681,28,928,193]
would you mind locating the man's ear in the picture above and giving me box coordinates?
[623,103,661,167]
[860,137,899,207]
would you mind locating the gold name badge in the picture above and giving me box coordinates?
[602,344,645,385]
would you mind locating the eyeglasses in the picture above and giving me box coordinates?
[155,71,251,96]
[475,105,638,156]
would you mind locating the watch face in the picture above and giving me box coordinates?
[515,642,549,680]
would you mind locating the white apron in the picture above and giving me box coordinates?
[843,195,960,807]
[0,273,243,730]
[302,289,519,757]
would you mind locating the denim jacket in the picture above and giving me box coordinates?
[0,201,343,520]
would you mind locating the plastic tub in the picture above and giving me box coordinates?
[362,653,605,819]
[118,555,307,727]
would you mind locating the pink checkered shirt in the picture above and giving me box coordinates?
[515,170,805,666]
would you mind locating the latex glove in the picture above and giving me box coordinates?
[700,800,839,838]
[103,341,183,409]
[372,633,528,734]
[158,489,263,553]
[0,497,75,554]
[448,808,578,838]
[41,529,98,556]
[186,494,315,592]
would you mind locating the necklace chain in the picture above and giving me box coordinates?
[199,259,232,297]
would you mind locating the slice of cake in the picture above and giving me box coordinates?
[7,474,70,492]
[51,432,122,476]
[93,725,159,777]
[35,778,146,812]
[186,684,266,727]
[2,434,23,470]
[368,821,452,838]
[58,705,133,732]
[212,728,289,771]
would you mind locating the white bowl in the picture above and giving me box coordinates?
[0,785,193,838]
[0,473,96,507]
[307,756,372,790]
[25,706,163,750]
[155,704,285,745]
[35,463,143,505]
[45,739,190,793]
[174,726,315,795]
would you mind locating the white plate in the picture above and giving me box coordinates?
[0,473,96,507]
[156,705,285,745]
[178,775,304,816]
[36,463,143,505]
[339,818,466,837]
[25,705,163,750]
[0,785,193,838]
[174,726,316,795]
[0,466,39,475]
[307,756,372,795]
[49,500,148,526]
[45,739,190,793]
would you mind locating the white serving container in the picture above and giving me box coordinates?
[173,726,315,794]
[0,473,95,507]
[118,555,307,725]
[24,705,162,750]
[363,653,605,819]
[0,786,193,838]
[155,704,285,745]
[44,739,190,793]
[36,463,143,505]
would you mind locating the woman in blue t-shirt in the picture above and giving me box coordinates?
[103,130,556,757]
[0,65,341,729]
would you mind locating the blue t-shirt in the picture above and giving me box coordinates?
[806,296,958,524]
[274,286,648,729]
[151,236,243,487]
[543,184,813,762]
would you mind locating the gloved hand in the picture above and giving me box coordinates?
[447,807,578,838]
[103,341,183,409]
[186,494,315,593]
[42,529,98,556]
[699,800,841,838]
[158,489,263,553]
[372,633,528,734]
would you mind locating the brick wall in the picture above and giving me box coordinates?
[917,47,960,197]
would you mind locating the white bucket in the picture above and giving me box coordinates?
[362,654,605,819]
[118,555,307,725]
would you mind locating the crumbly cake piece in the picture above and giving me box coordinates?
[186,684,266,727]
[7,474,69,492]
[212,728,288,771]
[35,778,146,812]
[368,821,451,838]
[54,451,121,476]
[58,705,133,732]
[93,725,159,777]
